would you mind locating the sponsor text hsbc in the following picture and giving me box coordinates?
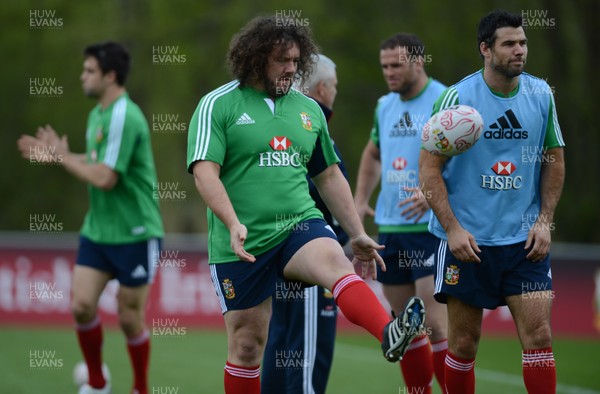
[258,151,303,167]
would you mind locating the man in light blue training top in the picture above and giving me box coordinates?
[355,33,449,394]
[419,10,565,394]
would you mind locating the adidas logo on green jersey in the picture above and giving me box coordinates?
[236,113,255,125]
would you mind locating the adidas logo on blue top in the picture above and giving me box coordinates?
[484,109,529,139]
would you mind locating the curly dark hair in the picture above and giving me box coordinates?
[227,15,318,88]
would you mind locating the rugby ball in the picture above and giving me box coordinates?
[73,361,111,387]
[421,105,483,156]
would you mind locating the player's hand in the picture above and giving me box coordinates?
[525,220,552,262]
[229,223,256,263]
[17,125,69,164]
[37,125,69,156]
[17,134,46,160]
[354,201,375,223]
[350,234,385,280]
[447,225,481,263]
[398,186,429,223]
[17,133,61,164]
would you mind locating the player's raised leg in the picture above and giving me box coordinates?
[71,264,112,392]
[506,292,555,394]
[117,284,151,394]
[445,296,482,394]
[283,236,425,362]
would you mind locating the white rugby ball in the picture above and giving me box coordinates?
[421,104,483,156]
[73,361,111,387]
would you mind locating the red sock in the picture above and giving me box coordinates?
[522,347,556,394]
[333,274,391,341]
[400,335,433,394]
[431,338,448,390]
[444,351,475,394]
[224,361,260,394]
[127,329,150,394]
[76,316,106,389]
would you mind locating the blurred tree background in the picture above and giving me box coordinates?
[1,0,598,241]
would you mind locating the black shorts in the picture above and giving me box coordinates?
[376,232,437,285]
[76,236,162,287]
[209,219,338,314]
[433,239,552,309]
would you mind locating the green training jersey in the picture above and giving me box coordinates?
[81,92,164,244]
[187,81,340,264]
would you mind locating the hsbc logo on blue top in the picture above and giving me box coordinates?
[492,161,516,175]
[481,161,523,190]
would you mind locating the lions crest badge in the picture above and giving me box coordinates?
[222,279,236,299]
[444,265,460,285]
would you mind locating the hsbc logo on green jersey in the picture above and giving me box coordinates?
[269,136,291,150]
[259,136,303,167]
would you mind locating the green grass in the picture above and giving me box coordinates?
[0,327,598,393]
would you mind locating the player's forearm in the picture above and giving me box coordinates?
[313,165,366,239]
[418,150,460,232]
[69,153,87,162]
[538,147,565,223]
[61,153,117,190]
[192,161,241,231]
[354,145,381,205]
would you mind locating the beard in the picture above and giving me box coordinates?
[490,56,526,78]
[82,85,101,98]
[263,75,294,98]
[83,90,100,98]
[392,79,416,96]
[389,64,418,96]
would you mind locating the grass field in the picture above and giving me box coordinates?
[1,327,598,393]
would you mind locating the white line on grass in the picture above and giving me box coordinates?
[335,342,600,394]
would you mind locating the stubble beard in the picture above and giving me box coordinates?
[491,55,526,78]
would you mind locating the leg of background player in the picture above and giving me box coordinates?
[416,274,448,390]
[262,284,337,394]
[118,284,151,394]
[506,292,556,394]
[261,282,291,394]
[383,283,434,394]
[72,265,112,390]
[312,286,337,394]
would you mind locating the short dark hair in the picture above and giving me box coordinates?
[84,41,131,86]
[477,10,523,58]
[380,33,425,57]
[227,15,318,87]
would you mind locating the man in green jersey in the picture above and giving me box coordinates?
[187,16,426,393]
[18,41,163,394]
